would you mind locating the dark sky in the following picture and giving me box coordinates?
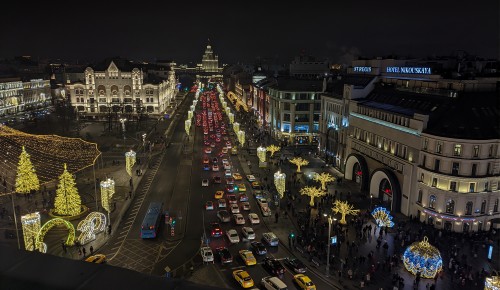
[1,0,498,64]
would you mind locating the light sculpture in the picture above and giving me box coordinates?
[237,130,245,146]
[36,218,75,253]
[125,150,136,177]
[266,145,280,157]
[257,146,267,163]
[289,157,309,172]
[274,171,286,199]
[77,212,107,245]
[300,186,326,207]
[332,200,360,224]
[402,236,443,279]
[313,172,335,190]
[371,207,395,227]
[100,178,115,214]
[15,146,40,194]
[485,276,500,290]
[21,212,41,251]
[233,122,240,134]
[188,110,193,120]
[185,119,191,135]
[229,113,234,124]
[225,107,230,116]
[53,163,82,216]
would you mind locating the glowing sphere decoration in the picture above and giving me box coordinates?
[402,236,442,279]
[371,207,395,227]
[485,276,500,290]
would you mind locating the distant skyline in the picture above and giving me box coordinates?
[1,0,498,64]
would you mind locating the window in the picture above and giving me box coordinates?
[445,200,455,214]
[489,145,494,157]
[420,173,424,182]
[284,103,290,110]
[422,155,427,168]
[471,164,477,176]
[283,114,290,121]
[436,142,442,154]
[453,144,462,156]
[429,195,436,209]
[473,145,479,157]
[314,103,321,110]
[469,183,476,193]
[417,190,423,203]
[465,201,473,215]
[423,138,428,150]
[449,181,457,191]
[434,159,440,171]
[295,103,309,111]
[313,114,320,122]
[481,200,486,214]
[494,199,499,212]
[432,178,437,187]
[452,162,459,176]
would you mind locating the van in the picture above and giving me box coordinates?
[261,276,288,290]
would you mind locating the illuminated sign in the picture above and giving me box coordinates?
[331,236,337,245]
[386,67,432,74]
[487,245,493,260]
[353,66,372,73]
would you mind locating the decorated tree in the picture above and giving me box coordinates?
[332,200,359,224]
[15,146,40,194]
[54,163,82,216]
[300,186,326,206]
[289,157,309,172]
[266,145,281,157]
[313,172,335,190]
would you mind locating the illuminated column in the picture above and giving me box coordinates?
[185,119,192,135]
[237,130,245,146]
[193,99,198,108]
[188,110,193,120]
[119,118,127,132]
[228,113,234,124]
[222,101,227,109]
[21,212,41,251]
[274,171,286,199]
[257,146,267,163]
[233,122,240,133]
[100,178,115,223]
[225,107,230,116]
[125,150,136,177]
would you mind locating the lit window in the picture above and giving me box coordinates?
[465,201,473,215]
[436,142,442,154]
[445,200,455,214]
[429,195,436,209]
[453,144,462,156]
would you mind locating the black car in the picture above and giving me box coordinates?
[263,257,285,276]
[213,176,222,184]
[210,222,223,238]
[284,257,307,273]
[217,210,231,223]
[216,247,233,264]
[250,241,267,255]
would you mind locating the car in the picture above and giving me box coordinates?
[261,276,288,290]
[85,254,106,264]
[224,170,232,177]
[217,210,231,223]
[263,257,286,276]
[257,198,268,208]
[203,164,210,171]
[233,213,245,225]
[202,179,209,187]
[215,190,224,199]
[227,194,238,204]
[210,222,223,237]
[239,249,257,266]
[222,147,228,154]
[251,181,261,189]
[293,274,316,290]
[210,142,216,148]
[200,247,214,263]
[246,175,256,182]
[205,201,214,210]
[212,164,219,171]
[241,226,255,240]
[225,184,235,193]
[216,247,233,264]
[226,229,240,243]
[212,157,218,164]
[203,157,210,164]
[224,163,232,170]
[232,270,254,289]
[204,147,212,154]
[233,173,243,180]
[250,241,267,255]
[284,257,307,273]
[248,213,260,225]
[225,141,232,148]
[239,194,248,202]
[230,203,240,214]
[262,232,279,246]
[237,183,246,192]
[241,201,251,211]
[213,176,222,184]
[261,206,272,217]
[218,199,227,208]
[226,177,235,185]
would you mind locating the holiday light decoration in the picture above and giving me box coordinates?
[257,146,267,163]
[237,130,245,145]
[313,172,335,190]
[35,217,75,253]
[485,276,500,290]
[289,157,309,172]
[53,163,82,216]
[185,119,191,135]
[21,212,41,251]
[188,110,193,120]
[125,150,136,177]
[300,186,326,207]
[100,178,115,213]
[229,113,234,124]
[402,236,442,279]
[193,99,198,108]
[225,107,230,116]
[266,145,280,157]
[190,105,195,112]
[15,146,40,194]
[77,212,107,245]
[371,207,395,227]
[222,101,227,109]
[274,171,286,199]
[233,122,240,134]
[332,200,360,224]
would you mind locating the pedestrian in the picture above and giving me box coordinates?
[90,245,94,255]
[82,247,86,257]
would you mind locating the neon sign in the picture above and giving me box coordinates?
[353,66,372,73]
[386,67,432,74]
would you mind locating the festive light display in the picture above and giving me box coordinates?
[371,207,395,227]
[313,172,335,190]
[257,146,267,163]
[21,212,41,251]
[237,130,245,146]
[266,145,280,157]
[190,105,195,112]
[274,171,286,199]
[233,122,240,133]
[0,125,101,197]
[35,217,75,253]
[125,150,136,177]
[77,212,107,245]
[422,208,476,222]
[228,113,234,124]
[300,186,326,206]
[100,178,115,213]
[402,236,443,279]
[188,110,193,120]
[222,101,227,109]
[485,276,500,290]
[289,157,309,172]
[185,119,192,135]
[15,146,40,194]
[225,107,230,116]
[332,200,360,224]
[54,164,82,216]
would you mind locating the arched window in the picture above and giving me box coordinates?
[417,190,423,204]
[465,201,473,215]
[494,199,499,212]
[429,195,436,209]
[481,200,487,214]
[446,200,455,214]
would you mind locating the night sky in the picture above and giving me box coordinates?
[1,0,498,64]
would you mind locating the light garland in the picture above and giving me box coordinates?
[332,200,360,224]
[225,107,230,116]
[77,212,107,245]
[233,122,240,134]
[266,145,280,157]
[422,208,476,222]
[274,171,286,199]
[313,172,335,190]
[54,163,82,216]
[125,150,136,177]
[36,217,75,253]
[485,276,500,290]
[289,157,309,172]
[257,146,267,163]
[100,178,115,213]
[300,186,326,207]
[237,130,245,146]
[188,110,193,120]
[228,112,234,124]
[222,101,227,109]
[21,212,41,251]
[15,146,40,194]
[402,236,442,279]
[371,207,395,227]
[185,119,191,135]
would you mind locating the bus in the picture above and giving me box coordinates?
[140,201,163,239]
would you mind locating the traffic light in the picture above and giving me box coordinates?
[289,232,295,239]
[172,218,176,226]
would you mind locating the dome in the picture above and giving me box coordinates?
[402,236,443,279]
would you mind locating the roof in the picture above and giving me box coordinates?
[324,74,375,96]
[88,57,142,72]
[270,77,323,92]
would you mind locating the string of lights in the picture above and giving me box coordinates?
[21,212,41,251]
[125,150,136,177]
[35,217,76,253]
[422,208,476,222]
[76,212,107,245]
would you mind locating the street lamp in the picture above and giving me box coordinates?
[326,215,333,277]
[370,194,373,209]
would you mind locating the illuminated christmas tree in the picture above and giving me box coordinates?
[300,186,326,206]
[15,146,40,194]
[332,200,360,224]
[54,163,82,216]
[266,145,281,157]
[289,157,309,172]
[313,172,335,190]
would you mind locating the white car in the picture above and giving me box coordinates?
[202,179,209,187]
[224,163,231,170]
[248,213,260,225]
[262,232,279,246]
[261,276,288,290]
[241,202,251,211]
[230,203,240,214]
[261,206,272,217]
[257,198,268,208]
[224,170,232,177]
[212,164,219,171]
[200,246,214,263]
[226,229,240,243]
[246,175,256,182]
[233,213,245,225]
[241,227,256,240]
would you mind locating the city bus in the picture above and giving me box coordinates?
[140,201,163,239]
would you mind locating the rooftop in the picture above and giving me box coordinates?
[270,77,323,92]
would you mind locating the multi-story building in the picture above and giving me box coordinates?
[289,55,330,79]
[0,77,51,116]
[249,77,275,130]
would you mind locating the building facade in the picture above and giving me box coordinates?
[0,78,51,116]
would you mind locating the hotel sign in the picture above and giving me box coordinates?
[353,66,372,73]
[386,66,432,74]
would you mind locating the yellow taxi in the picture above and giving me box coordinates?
[85,254,106,264]
[238,250,256,266]
[237,183,246,192]
[251,181,261,189]
[294,274,316,290]
[232,173,243,180]
[233,269,254,288]
[214,191,224,199]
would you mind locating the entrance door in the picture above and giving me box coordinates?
[444,221,452,232]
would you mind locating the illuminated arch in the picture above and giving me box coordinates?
[36,218,75,253]
[369,168,402,213]
[77,212,107,245]
[344,153,369,190]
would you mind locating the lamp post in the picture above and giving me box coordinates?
[326,215,333,277]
